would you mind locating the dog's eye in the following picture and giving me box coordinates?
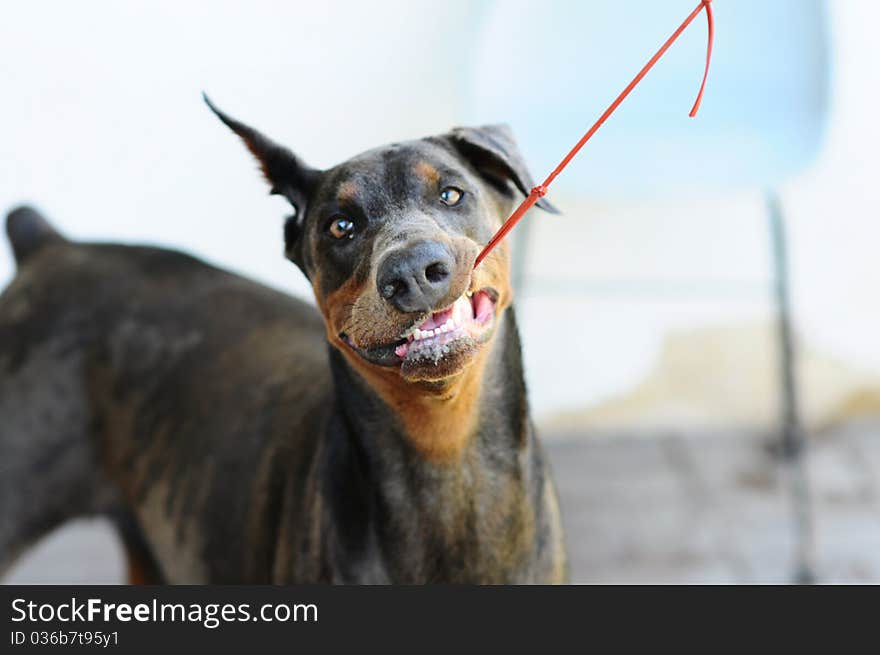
[439,186,463,206]
[328,217,356,240]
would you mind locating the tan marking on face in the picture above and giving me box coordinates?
[336,181,359,205]
[314,274,360,338]
[317,275,406,349]
[414,161,441,185]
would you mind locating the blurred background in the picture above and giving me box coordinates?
[2,0,879,583]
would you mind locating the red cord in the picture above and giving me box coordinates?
[473,0,715,269]
[690,1,715,117]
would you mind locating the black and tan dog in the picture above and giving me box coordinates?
[0,97,567,583]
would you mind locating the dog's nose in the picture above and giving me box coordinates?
[377,241,455,313]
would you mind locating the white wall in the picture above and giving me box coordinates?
[0,0,474,302]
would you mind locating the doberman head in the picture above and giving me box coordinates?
[204,95,556,458]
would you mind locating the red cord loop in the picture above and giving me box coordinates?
[473,0,715,270]
[689,0,715,117]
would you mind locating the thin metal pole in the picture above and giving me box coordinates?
[766,190,816,584]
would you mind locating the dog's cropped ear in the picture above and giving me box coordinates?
[446,125,559,214]
[203,93,320,268]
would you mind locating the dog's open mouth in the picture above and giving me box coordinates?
[341,288,498,376]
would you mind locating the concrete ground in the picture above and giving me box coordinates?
[4,421,880,584]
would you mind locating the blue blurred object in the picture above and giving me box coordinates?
[463,0,831,200]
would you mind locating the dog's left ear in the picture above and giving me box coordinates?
[446,125,559,214]
[203,94,320,268]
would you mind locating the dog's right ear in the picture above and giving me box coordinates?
[203,93,320,268]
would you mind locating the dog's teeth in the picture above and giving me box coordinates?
[455,294,471,324]
[466,290,473,297]
[424,329,434,338]
[445,318,455,331]
[414,330,422,341]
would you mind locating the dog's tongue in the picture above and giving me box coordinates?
[473,291,493,323]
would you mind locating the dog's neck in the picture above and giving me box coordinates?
[321,308,538,582]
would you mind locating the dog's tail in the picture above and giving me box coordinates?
[5,205,66,266]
